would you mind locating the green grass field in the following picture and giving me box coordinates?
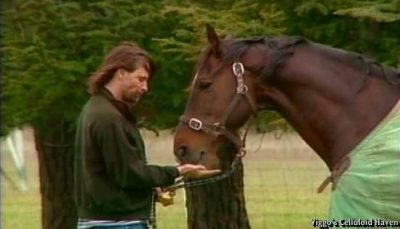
[2,128,331,229]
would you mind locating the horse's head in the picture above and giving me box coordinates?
[175,24,400,172]
[174,25,264,169]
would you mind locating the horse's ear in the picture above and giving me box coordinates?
[206,24,220,57]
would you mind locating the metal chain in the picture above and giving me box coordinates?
[149,191,157,229]
[142,143,157,229]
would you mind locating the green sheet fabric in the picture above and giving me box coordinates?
[329,102,400,221]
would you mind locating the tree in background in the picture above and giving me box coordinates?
[184,142,251,229]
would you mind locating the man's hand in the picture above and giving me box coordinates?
[155,187,175,207]
[177,164,221,179]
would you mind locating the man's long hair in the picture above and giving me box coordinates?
[87,42,155,95]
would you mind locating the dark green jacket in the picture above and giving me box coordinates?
[74,88,179,220]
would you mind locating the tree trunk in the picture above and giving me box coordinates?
[185,143,251,229]
[34,123,77,229]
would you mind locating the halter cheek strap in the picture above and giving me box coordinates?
[219,63,257,125]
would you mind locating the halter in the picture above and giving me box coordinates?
[180,62,258,150]
[169,62,258,190]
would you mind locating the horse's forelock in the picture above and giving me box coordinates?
[221,39,264,63]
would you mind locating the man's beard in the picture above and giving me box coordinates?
[122,90,141,104]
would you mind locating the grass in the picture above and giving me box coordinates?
[2,128,331,229]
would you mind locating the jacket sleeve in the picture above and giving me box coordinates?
[91,118,179,190]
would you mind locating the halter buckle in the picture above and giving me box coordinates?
[213,122,225,134]
[189,118,203,131]
[233,62,244,76]
[237,85,248,93]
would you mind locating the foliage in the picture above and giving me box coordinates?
[157,0,285,60]
[280,0,400,65]
[3,0,180,132]
[334,0,400,23]
[2,0,400,134]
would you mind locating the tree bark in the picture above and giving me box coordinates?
[34,123,77,229]
[185,143,251,229]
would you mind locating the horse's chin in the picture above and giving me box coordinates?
[178,159,220,170]
[199,158,221,170]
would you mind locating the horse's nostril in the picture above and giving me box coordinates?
[199,151,205,160]
[177,146,188,160]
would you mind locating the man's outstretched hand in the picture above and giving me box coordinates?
[177,164,221,179]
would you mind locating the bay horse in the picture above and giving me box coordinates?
[173,25,400,220]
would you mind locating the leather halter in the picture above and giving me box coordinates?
[166,63,258,191]
[180,62,258,150]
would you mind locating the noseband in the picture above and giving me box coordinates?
[180,62,258,151]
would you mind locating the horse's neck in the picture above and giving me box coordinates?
[257,46,400,170]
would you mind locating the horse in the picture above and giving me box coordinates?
[173,25,400,220]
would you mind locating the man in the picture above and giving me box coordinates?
[74,42,220,229]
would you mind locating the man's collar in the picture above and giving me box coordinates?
[99,88,137,123]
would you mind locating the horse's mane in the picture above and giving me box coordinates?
[220,36,400,85]
[221,36,307,80]
[314,42,400,86]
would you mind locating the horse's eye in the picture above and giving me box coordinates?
[199,81,212,90]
